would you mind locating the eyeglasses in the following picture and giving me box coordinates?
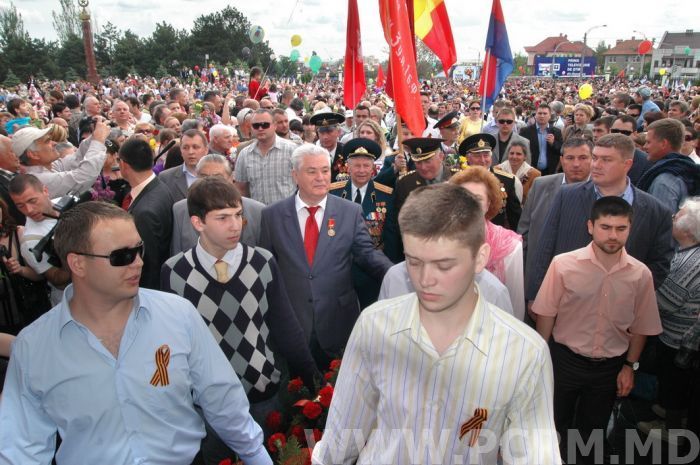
[685,134,695,142]
[498,119,514,125]
[610,128,633,136]
[74,242,144,266]
[135,129,153,135]
[252,122,271,130]
[470,107,481,111]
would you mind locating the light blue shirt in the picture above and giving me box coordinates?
[637,99,660,130]
[536,125,548,171]
[593,177,635,205]
[182,164,198,188]
[0,286,271,465]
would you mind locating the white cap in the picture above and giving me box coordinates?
[12,126,51,158]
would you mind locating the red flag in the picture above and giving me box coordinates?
[414,0,456,75]
[376,64,386,87]
[384,0,414,101]
[343,0,366,109]
[379,0,425,137]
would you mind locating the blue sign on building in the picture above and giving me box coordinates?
[534,56,598,76]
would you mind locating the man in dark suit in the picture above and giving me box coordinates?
[170,154,264,255]
[611,115,651,186]
[310,112,345,182]
[518,137,593,281]
[460,133,522,230]
[0,135,25,224]
[526,134,673,311]
[119,138,174,290]
[329,139,394,309]
[519,104,563,175]
[158,129,209,202]
[259,144,393,368]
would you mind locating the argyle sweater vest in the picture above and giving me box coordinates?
[161,244,281,402]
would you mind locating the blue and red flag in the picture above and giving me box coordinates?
[478,0,513,110]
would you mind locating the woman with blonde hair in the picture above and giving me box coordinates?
[458,99,484,143]
[355,120,390,158]
[450,167,525,320]
[496,140,540,203]
[563,103,594,142]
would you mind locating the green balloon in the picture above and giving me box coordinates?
[290,49,300,62]
[685,46,692,56]
[309,55,322,74]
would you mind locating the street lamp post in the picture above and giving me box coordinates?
[551,40,572,78]
[581,24,607,77]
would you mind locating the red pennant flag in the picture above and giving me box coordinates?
[379,0,425,137]
[376,64,386,88]
[343,0,366,109]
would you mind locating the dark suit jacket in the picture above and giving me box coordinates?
[519,124,563,175]
[0,171,25,225]
[526,181,673,301]
[517,173,566,280]
[170,196,264,255]
[129,177,174,290]
[629,148,652,186]
[329,142,345,182]
[259,194,393,355]
[158,165,189,202]
[491,168,522,231]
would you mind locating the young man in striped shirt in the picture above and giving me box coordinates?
[313,183,560,465]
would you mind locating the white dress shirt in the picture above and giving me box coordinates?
[195,240,243,280]
[295,193,327,239]
[351,183,368,204]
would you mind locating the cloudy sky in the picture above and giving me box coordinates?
[7,0,698,62]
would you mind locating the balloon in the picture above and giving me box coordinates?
[249,25,265,44]
[685,46,692,56]
[368,78,374,85]
[638,40,652,55]
[309,55,322,74]
[578,83,593,100]
[304,56,309,63]
[194,65,200,71]
[659,68,666,76]
[290,49,300,62]
[291,34,302,47]
[212,70,218,77]
[242,47,251,58]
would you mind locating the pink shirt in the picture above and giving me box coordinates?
[533,243,661,358]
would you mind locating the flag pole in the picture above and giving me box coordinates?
[480,50,491,131]
[396,113,407,175]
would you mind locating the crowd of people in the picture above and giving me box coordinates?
[0,68,698,464]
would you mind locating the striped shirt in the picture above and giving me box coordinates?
[658,245,700,348]
[312,289,561,465]
[234,136,297,205]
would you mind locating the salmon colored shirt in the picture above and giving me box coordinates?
[533,242,661,359]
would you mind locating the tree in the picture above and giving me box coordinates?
[2,68,20,87]
[52,0,81,44]
[55,33,86,78]
[594,41,608,74]
[94,21,119,75]
[64,66,80,82]
[416,39,438,79]
[513,52,527,75]
[0,1,27,49]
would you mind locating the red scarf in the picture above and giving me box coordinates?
[485,221,522,283]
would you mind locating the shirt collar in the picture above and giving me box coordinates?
[295,192,328,213]
[129,173,156,201]
[181,163,197,179]
[390,285,491,356]
[593,177,634,205]
[351,182,369,198]
[577,242,630,271]
[195,239,240,270]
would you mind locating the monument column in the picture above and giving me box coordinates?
[79,0,100,84]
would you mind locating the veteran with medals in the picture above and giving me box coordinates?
[434,110,461,161]
[310,112,346,182]
[460,133,522,231]
[330,138,394,308]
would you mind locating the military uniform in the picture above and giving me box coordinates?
[310,112,348,182]
[328,139,394,308]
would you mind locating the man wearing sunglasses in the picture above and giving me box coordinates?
[234,110,297,205]
[0,201,273,465]
[638,118,700,213]
[492,107,530,165]
[610,115,651,186]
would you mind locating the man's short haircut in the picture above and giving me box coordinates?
[126,96,139,107]
[614,93,632,107]
[615,114,637,129]
[253,109,273,119]
[152,104,168,125]
[561,137,594,156]
[354,104,370,114]
[549,101,564,114]
[187,176,242,220]
[449,167,503,220]
[643,111,665,127]
[669,100,689,114]
[595,133,635,160]
[271,108,286,118]
[64,94,80,109]
[169,88,184,101]
[594,116,614,130]
[9,173,44,196]
[676,196,700,243]
[119,137,154,172]
[202,91,220,103]
[590,196,633,223]
[52,102,68,115]
[291,143,330,171]
[54,201,134,267]
[626,103,642,113]
[648,118,685,151]
[181,128,208,146]
[399,183,485,255]
[537,104,552,113]
[181,119,200,133]
[196,154,232,176]
[209,124,233,139]
[496,107,515,119]
[290,98,305,112]
[140,94,153,106]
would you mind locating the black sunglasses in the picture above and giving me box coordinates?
[74,242,144,266]
[498,119,514,124]
[252,122,271,130]
[685,134,695,142]
[470,107,481,111]
[610,128,633,136]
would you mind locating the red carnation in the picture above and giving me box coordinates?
[288,377,304,393]
[329,359,341,371]
[290,424,306,443]
[302,401,322,419]
[324,372,334,381]
[265,410,282,432]
[267,432,287,453]
[318,385,334,408]
[313,428,323,442]
[218,460,232,465]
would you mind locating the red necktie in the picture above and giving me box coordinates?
[121,193,133,211]
[304,206,320,265]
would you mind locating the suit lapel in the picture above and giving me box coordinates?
[128,177,157,212]
[313,196,337,268]
[361,181,373,216]
[175,169,188,199]
[282,197,306,265]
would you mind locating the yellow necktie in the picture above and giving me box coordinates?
[214,260,229,283]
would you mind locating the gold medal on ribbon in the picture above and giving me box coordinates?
[327,218,336,237]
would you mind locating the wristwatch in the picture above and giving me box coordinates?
[623,360,639,371]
